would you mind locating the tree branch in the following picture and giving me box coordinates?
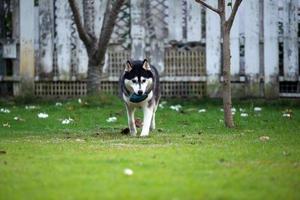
[195,0,221,15]
[68,0,92,47]
[226,0,243,30]
[96,0,125,64]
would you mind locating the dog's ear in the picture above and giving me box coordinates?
[142,59,151,71]
[125,60,132,72]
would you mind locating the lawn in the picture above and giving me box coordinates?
[0,96,299,200]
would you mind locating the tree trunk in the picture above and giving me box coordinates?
[222,25,234,128]
[87,59,102,94]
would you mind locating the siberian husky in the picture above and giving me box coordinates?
[119,59,160,137]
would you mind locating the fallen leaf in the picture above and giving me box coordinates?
[135,118,143,128]
[259,136,270,142]
[2,123,10,128]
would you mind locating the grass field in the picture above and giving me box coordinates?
[0,96,299,200]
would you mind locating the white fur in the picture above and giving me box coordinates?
[124,76,153,95]
[123,91,156,137]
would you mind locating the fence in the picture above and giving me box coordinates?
[0,0,299,98]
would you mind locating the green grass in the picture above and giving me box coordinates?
[0,96,299,200]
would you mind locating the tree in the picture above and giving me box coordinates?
[195,0,243,128]
[68,0,125,94]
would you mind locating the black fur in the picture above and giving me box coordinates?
[119,60,160,102]
[124,60,153,81]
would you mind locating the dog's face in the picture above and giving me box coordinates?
[124,59,153,96]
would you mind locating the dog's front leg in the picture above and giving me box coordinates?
[140,106,154,137]
[126,104,137,136]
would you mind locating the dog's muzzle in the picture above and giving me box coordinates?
[129,93,148,103]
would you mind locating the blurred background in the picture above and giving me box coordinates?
[0,0,299,99]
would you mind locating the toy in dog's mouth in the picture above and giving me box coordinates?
[129,93,148,103]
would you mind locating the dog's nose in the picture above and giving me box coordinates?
[138,90,143,95]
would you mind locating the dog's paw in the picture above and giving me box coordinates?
[140,132,149,137]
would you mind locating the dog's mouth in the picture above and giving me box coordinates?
[134,92,143,96]
[129,93,148,103]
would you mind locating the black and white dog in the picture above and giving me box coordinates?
[119,59,160,137]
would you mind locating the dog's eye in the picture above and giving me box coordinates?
[132,80,137,83]
[142,79,146,83]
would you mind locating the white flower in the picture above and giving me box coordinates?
[170,105,182,112]
[232,111,236,115]
[240,113,248,117]
[75,138,84,142]
[55,102,63,106]
[78,98,82,104]
[282,113,291,118]
[106,117,117,123]
[25,105,37,110]
[123,168,134,176]
[198,109,206,113]
[0,108,10,113]
[14,116,25,121]
[220,108,224,112]
[239,108,246,112]
[259,136,270,142]
[62,117,74,124]
[254,107,262,112]
[159,101,167,109]
[231,107,236,112]
[2,122,10,128]
[38,113,48,118]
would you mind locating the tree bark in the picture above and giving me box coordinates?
[87,59,102,94]
[222,25,234,128]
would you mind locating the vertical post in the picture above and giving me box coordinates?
[186,1,202,42]
[264,0,279,98]
[244,0,260,97]
[39,0,54,76]
[75,0,88,77]
[228,0,240,76]
[206,0,221,97]
[130,0,145,59]
[12,0,20,95]
[167,0,183,41]
[55,0,72,80]
[148,1,167,73]
[226,0,243,98]
[19,0,35,95]
[283,0,298,80]
[94,0,107,74]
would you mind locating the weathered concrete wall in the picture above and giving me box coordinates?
[9,0,300,98]
[283,0,298,80]
[264,0,279,98]
[19,0,35,95]
[244,0,260,97]
[205,0,221,98]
